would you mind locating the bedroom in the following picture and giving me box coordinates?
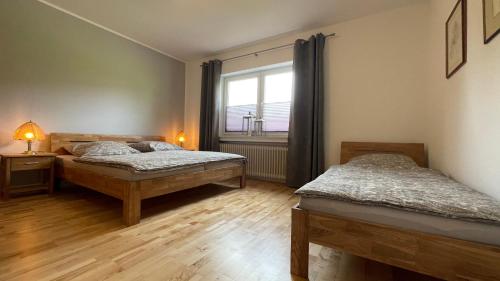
[0,0,499,280]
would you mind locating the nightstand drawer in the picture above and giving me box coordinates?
[11,157,53,171]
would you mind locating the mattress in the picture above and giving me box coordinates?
[295,154,500,225]
[56,155,243,181]
[299,197,500,246]
[73,150,245,173]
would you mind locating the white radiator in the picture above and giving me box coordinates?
[220,142,288,182]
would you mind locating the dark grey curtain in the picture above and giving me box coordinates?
[286,33,325,188]
[199,60,222,151]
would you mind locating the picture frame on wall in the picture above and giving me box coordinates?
[483,0,500,43]
[446,0,467,79]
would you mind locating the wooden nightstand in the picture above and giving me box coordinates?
[0,153,57,200]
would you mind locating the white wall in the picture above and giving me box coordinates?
[0,1,185,153]
[185,0,500,199]
[427,0,500,199]
[185,3,430,167]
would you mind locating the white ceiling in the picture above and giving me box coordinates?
[41,0,419,61]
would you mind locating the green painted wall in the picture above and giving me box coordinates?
[0,0,185,152]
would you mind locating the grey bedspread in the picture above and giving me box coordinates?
[74,150,245,173]
[295,155,500,225]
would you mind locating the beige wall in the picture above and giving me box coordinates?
[427,0,500,199]
[185,3,430,166]
[0,0,185,153]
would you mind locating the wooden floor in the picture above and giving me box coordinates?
[0,179,440,281]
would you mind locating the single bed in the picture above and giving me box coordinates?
[290,142,500,281]
[51,133,246,226]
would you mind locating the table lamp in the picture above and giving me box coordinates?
[13,120,46,155]
[176,131,186,148]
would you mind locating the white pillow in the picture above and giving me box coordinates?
[71,141,140,157]
[347,153,418,169]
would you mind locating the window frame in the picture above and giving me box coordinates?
[219,62,293,143]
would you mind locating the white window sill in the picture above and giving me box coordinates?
[219,136,288,144]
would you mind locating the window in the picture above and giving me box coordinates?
[221,63,293,140]
[225,77,258,132]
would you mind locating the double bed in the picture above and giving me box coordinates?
[291,142,500,281]
[51,133,246,226]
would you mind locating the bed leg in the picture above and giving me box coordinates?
[239,163,246,188]
[123,182,141,226]
[54,177,62,192]
[291,206,309,278]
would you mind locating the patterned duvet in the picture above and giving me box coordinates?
[74,150,245,173]
[295,154,500,225]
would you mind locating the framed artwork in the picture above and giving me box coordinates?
[483,0,500,43]
[446,0,467,79]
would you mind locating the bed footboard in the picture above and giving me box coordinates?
[57,162,245,226]
[290,204,500,281]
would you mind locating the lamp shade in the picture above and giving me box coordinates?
[13,121,46,141]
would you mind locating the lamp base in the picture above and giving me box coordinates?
[24,140,37,155]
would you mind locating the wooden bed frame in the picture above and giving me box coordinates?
[51,133,246,226]
[291,142,500,281]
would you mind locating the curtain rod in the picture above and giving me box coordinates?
[200,32,336,66]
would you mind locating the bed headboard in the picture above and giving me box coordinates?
[50,133,165,154]
[340,142,427,167]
